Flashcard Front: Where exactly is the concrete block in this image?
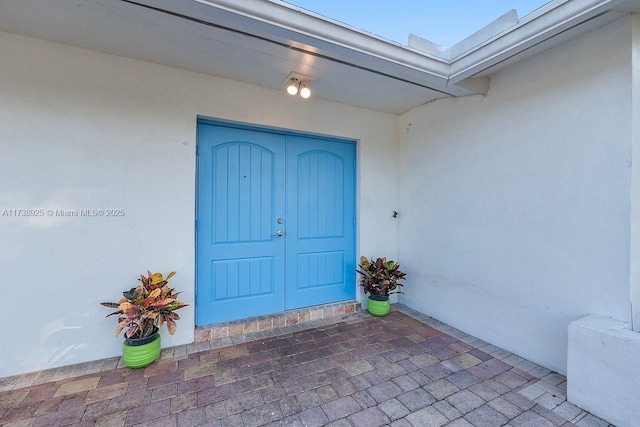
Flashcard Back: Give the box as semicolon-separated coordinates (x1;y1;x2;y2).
567;314;640;427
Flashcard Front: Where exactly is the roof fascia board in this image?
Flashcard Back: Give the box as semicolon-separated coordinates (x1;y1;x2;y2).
448;0;633;83
129;0;483;96
448;9;520;59
407;34;449;60
193;0;452;77
408;9;520;61
122;0;640;98
516;0;569;26
200;0;638;92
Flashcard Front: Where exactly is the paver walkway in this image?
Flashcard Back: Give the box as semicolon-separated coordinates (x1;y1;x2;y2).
0;306;612;427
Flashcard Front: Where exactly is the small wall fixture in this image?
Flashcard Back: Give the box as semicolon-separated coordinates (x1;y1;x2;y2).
284;72;317;99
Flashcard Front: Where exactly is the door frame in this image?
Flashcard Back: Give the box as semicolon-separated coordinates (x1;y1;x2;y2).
195;117;359;326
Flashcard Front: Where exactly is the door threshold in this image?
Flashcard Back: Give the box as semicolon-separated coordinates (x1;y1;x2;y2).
194;300;361;343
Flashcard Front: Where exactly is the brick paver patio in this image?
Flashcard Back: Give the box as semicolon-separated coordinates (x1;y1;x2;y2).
0;305;612;426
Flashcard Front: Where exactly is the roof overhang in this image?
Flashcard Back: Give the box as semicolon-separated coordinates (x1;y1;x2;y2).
0;0;639;113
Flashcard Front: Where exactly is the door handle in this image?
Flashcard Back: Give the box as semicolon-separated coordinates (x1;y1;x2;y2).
272;230;284;237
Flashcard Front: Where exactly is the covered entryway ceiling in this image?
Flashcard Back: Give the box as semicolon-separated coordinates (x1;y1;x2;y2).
0;0;638;114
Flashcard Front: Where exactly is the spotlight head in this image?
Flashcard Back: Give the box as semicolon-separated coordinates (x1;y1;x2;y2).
286;80;299;95
300;85;311;99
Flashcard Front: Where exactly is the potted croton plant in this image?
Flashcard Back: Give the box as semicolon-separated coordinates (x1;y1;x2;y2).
357;256;406;316
101;271;187;368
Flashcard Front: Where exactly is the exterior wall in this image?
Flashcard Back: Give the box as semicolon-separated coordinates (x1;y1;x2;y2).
630;13;640;332
0;31;398;377
398;18;632;373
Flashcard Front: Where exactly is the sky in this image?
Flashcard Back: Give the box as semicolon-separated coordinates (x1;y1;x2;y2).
286;0;550;47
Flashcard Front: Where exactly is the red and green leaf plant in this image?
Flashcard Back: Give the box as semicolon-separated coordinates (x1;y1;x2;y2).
356;256;406;297
101;271;188;339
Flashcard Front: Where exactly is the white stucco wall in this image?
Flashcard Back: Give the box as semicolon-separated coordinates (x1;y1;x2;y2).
0;31;398;378
398;18;632;373
630;13;640;332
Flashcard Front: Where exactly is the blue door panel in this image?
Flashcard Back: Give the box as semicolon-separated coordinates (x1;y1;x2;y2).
296;251;345;288
211;143;275;243
297;151;345;239
197;124;285;325
212;257;274;299
285;136;356;309
197;122;356;324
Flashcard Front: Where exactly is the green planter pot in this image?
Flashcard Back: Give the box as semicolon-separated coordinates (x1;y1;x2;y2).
122;333;161;368
367;295;390;316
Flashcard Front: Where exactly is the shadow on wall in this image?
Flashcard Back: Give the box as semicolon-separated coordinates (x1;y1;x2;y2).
40;311;98;369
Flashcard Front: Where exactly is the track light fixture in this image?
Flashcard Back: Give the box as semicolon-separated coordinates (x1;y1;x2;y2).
284;72;317;99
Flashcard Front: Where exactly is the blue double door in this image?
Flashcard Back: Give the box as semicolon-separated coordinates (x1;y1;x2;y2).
196;121;356;325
